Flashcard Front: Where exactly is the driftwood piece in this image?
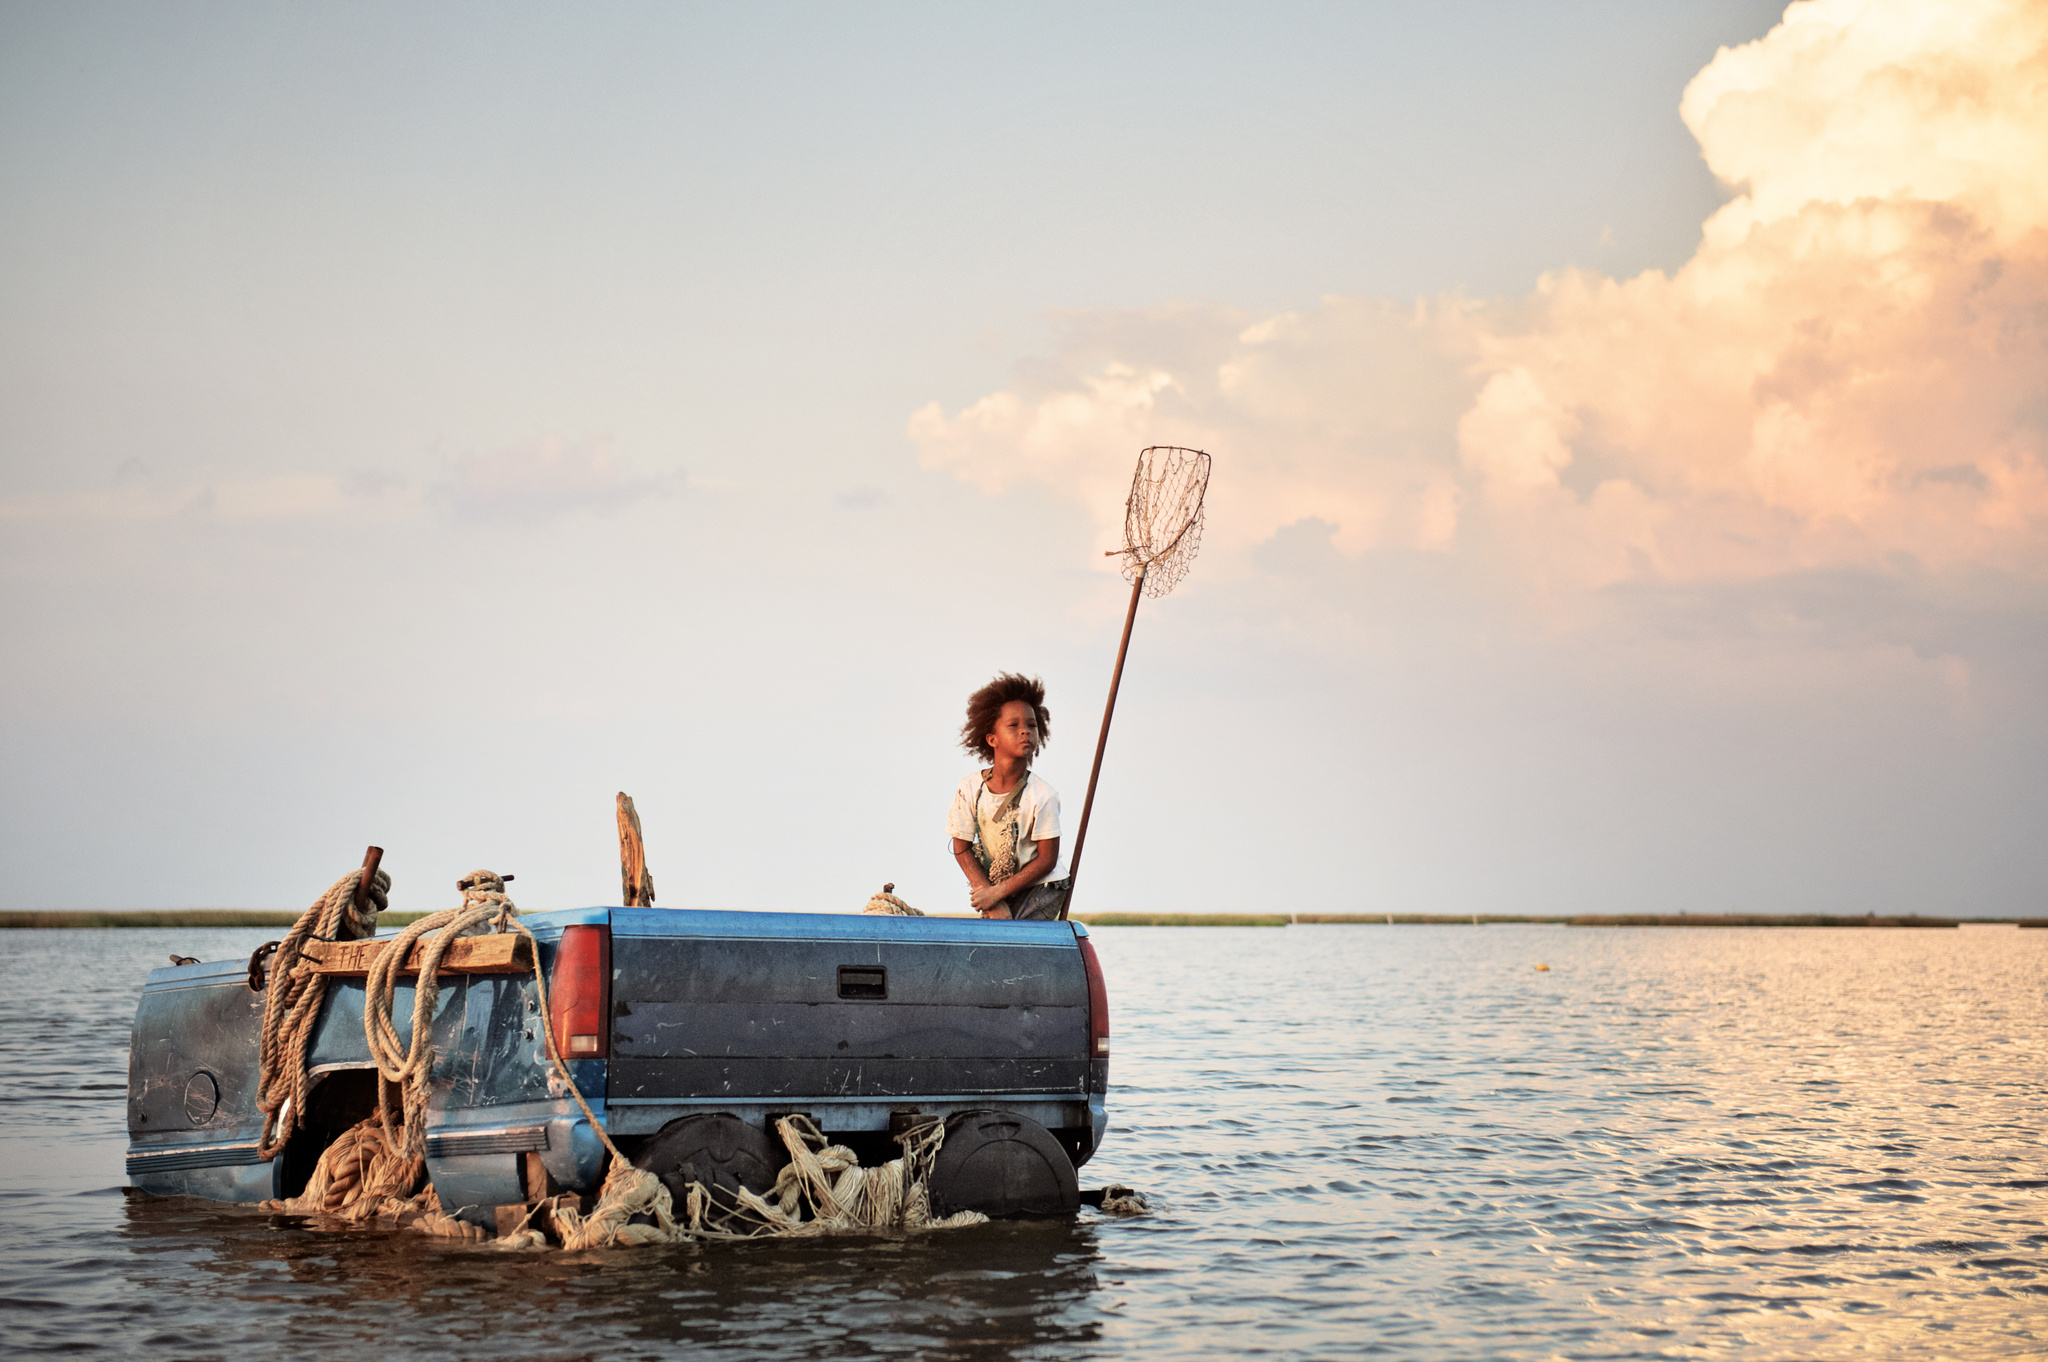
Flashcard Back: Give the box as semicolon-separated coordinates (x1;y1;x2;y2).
300;933;533;977
617;792;656;908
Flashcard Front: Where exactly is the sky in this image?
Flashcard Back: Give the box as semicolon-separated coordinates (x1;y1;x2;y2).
3;0;2043;919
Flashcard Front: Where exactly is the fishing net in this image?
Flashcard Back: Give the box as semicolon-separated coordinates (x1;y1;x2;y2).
1112;446;1211;598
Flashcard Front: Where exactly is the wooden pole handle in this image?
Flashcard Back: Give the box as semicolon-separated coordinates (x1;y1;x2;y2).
1062;565;1146;918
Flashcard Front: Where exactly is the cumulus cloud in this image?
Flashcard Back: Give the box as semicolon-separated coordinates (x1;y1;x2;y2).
913;298;1486;559
910;0;2048;602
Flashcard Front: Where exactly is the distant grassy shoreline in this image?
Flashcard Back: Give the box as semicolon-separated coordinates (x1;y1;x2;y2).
1079;913;2013;928
3;909;2036;929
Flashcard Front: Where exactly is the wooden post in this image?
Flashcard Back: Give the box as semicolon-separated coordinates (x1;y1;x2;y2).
616;793;655;907
353;846;384;914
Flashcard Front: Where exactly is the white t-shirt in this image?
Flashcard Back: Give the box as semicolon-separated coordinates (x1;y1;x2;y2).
947;771;1064;878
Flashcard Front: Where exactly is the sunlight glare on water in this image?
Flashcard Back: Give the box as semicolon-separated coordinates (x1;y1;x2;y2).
1;923;2042;1358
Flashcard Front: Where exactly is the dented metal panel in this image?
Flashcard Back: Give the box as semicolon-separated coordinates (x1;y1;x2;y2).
126;960;276;1199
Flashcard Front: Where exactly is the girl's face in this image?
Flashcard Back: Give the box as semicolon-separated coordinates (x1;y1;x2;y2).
987;700;1040;763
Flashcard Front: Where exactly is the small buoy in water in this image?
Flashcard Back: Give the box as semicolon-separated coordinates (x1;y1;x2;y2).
1533;963;1551;972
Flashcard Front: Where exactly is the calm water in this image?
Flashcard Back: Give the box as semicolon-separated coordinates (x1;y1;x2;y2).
2;923;2043;1359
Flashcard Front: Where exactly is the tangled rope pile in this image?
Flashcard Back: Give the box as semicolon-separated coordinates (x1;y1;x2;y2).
862;882;923;916
1098;1186;1149;1215
532;1114;984;1250
697;1115;986;1238
257;865;519;1238
260;1112;490;1241
279;1115;407;1217
253;865;388;1160
364;869;518;1179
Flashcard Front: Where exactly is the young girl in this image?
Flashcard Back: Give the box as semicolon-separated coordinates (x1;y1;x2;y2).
947;673;1069;920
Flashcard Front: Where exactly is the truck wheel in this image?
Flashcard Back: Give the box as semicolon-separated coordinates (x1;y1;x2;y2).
927;1111;1080;1218
634;1114;786;1217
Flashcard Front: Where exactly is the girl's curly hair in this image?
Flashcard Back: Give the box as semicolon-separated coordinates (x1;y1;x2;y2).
960;673;1051;762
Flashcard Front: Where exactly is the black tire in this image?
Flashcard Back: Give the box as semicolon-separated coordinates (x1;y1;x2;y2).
633;1114;787;1215
928;1110;1080;1218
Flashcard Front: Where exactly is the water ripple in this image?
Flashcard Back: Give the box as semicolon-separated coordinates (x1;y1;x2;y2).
1;924;2043;1358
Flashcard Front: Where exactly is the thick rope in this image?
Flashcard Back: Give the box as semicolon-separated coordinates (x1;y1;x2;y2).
1098;1185;1150;1215
254;866;388;1160
863;882;923;916
256;868;526;1240
362;869;515;1187
259;1118;490;1241
280;1116;408;1218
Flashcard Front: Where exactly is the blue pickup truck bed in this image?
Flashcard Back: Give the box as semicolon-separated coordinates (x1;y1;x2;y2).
126;908;1110;1222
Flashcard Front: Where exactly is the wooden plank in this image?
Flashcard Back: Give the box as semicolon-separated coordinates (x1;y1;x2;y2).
301;932;533;977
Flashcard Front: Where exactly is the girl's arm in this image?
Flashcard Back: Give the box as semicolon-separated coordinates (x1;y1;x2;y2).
961;837;1060;916
952;838;992;902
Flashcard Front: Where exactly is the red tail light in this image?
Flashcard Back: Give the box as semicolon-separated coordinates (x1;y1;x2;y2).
1077;931;1110;1058
551;925;610;1059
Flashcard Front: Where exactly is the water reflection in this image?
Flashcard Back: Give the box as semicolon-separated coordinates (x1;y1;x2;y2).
115;1190;1107;1359
612;1220;1104;1357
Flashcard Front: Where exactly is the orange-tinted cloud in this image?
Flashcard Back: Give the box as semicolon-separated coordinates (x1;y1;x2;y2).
912;0;2048;597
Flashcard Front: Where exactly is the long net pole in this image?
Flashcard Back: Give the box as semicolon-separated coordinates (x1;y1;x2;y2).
1059;564;1146;918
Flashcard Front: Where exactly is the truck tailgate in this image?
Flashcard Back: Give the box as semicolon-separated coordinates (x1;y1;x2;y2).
609;910;1090;1109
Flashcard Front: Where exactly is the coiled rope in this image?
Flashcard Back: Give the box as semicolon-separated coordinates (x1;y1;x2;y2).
262;866;711;1246
363;869;517;1186
254;866;387;1160
256;863;501;1237
862;882;923;916
266;1112;485;1236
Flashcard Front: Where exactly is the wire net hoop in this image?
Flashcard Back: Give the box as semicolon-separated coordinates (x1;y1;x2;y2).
1115;446;1211;598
